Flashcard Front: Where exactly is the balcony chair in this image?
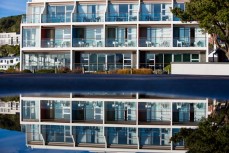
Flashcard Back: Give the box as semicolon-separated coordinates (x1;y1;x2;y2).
177;40;183;47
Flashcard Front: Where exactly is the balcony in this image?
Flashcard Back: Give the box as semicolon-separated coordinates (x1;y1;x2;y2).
73;13;104;22
72;101;103;124
72;38;104;47
41;39;71;48
140;13;171;21
106;13;137;22
41;14;71;23
139;38;171;47
106;38;136;47
22;14;40;23
173;37;207;47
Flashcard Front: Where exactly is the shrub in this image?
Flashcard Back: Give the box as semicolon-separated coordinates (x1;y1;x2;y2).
22;69;32;73
164;65;171;74
72;67;83;74
57;67;71;73
116;69;131;74
5;67;17;73
36;69;55;74
153;69;163;74
132;68;153;74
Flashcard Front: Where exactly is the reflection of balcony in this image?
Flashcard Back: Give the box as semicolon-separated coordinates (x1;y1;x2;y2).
139;38;171;47
138;103;171;125
105;102;136;125
172;103;206;125
73;13;104;22
27;132;43;145
106;127;138;149
140;13;171;21
105;109;136;125
106;13;137;22
41;39;71;48
72;102;103;124
106;38;136;47
173;37;206;47
139;128;171;150
72;38;104;47
41;14;71;23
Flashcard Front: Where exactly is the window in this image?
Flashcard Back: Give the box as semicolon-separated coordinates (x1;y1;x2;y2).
191;54;199;62
10;60;13;63
183;54;190;62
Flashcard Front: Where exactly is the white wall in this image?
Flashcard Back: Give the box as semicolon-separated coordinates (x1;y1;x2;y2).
171;63;229;75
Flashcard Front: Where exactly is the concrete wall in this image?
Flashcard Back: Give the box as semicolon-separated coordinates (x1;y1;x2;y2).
171;63;229;75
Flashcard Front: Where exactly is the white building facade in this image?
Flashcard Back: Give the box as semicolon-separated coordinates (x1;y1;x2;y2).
0;32;20;46
20;0;208;72
0;101;20;114
0;56;20;70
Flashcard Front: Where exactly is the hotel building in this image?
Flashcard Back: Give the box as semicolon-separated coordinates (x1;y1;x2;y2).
20;93;208;152
20;0;208;72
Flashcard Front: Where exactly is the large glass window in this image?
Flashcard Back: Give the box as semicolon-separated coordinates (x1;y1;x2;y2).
44;5;74;23
22;27;39;47
80;53;132;72
23;53;70;71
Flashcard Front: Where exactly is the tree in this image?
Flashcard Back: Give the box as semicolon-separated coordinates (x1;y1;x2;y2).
0;45;20;57
171;102;229;153
171;0;229;59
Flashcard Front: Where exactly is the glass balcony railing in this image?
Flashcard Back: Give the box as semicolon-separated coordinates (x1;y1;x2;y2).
22;14;40;23
106;38;137;47
75;63;133;72
173;37;206;47
140;13;171;21
41;39;71;48
72;38;104;47
106;13;138;22
41;14;71;23
72;13;104;22
139;38;171;47
22;40;37;48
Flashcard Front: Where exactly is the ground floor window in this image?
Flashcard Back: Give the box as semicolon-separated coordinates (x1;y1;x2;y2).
140;53;200;70
78;53;132;72
23;53;70;71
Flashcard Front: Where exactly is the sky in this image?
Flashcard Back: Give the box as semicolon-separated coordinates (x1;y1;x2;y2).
0;129;90;153
0;0;27;18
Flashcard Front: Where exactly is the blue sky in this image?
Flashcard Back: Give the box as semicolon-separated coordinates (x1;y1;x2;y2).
0;0;27;18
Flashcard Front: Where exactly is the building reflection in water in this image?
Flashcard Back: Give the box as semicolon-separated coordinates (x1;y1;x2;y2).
20;92;208;152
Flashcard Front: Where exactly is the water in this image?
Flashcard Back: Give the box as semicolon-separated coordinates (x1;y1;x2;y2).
0;73;229;152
